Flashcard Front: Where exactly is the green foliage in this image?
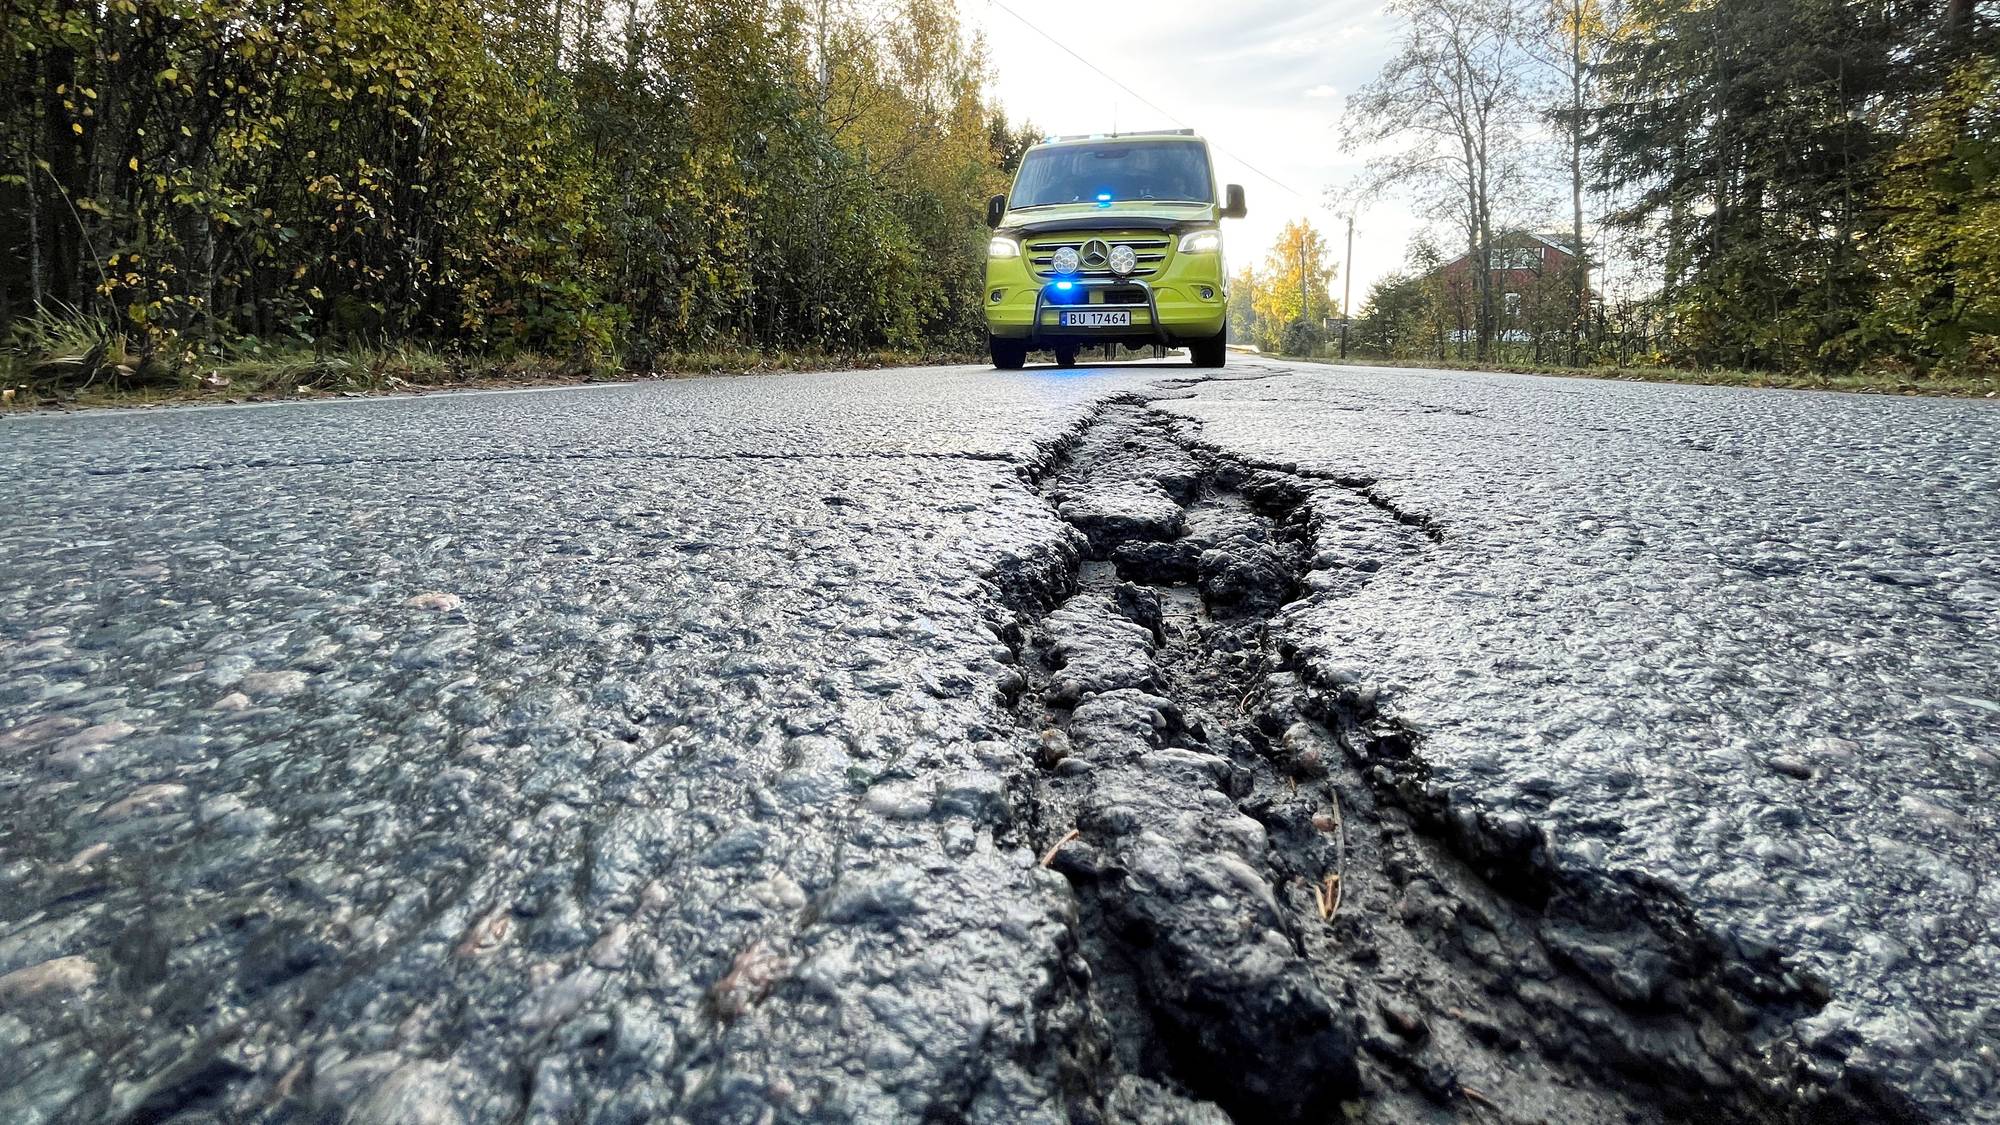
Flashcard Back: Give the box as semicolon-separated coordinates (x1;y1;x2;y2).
1353;272;1435;358
1844;57;2000;373
0;0;1015;383
1278;319;1325;358
1596;0;1995;376
1225;266;1258;347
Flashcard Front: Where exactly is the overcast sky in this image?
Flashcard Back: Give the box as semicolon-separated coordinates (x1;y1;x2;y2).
972;0;1426;305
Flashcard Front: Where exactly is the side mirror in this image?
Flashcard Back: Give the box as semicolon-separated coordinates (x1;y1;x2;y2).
1221;184;1247;219
986;194;1007;229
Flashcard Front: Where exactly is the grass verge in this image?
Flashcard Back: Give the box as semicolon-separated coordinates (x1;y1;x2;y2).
1270;352;1999;399
0;324;985;412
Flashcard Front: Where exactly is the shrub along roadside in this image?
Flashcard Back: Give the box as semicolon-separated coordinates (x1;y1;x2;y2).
1;1;1031;382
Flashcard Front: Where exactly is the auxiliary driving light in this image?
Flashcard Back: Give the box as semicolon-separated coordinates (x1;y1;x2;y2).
1109;244;1138;277
1052;246;1081;275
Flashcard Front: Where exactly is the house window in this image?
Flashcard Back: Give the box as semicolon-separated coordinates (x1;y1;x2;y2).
1488;248;1538;270
1503;292;1522;317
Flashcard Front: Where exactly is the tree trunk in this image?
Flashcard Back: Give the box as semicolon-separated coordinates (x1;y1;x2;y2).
23;143;45;310
1944;0;1973;46
1567;0;1586;367
1463;158;1480;362
1474;101;1494;363
1477;196;1494;362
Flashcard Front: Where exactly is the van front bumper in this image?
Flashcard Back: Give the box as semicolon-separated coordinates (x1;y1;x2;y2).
984;278;1227;345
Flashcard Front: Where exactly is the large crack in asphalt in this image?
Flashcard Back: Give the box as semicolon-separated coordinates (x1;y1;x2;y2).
989;393;1920;1124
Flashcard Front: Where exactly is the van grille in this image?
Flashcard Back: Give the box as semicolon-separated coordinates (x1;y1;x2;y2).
1025;234;1172;280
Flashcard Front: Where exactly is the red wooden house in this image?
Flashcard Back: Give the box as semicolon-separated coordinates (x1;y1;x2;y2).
1432;232;1593;341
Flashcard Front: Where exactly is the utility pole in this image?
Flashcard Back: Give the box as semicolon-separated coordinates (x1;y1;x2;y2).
1339;211;1354;359
1298;236;1308;353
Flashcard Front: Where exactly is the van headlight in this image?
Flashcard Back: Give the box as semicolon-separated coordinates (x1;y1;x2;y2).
1178;230;1221;254
988;236;1021;260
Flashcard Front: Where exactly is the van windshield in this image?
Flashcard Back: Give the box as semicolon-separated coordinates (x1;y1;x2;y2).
1009;140;1214;208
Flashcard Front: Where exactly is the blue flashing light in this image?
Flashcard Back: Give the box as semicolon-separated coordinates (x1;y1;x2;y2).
1055;280;1074;291
1096;192;1112;201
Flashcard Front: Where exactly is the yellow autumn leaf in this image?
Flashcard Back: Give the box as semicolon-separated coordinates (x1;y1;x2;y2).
72;122;83;135
128;157;139;172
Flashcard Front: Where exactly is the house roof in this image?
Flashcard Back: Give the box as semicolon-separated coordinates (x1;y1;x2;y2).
1524;232;1578;255
1428;231;1578;273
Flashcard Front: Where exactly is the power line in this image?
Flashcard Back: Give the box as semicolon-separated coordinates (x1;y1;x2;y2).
983;0;1309;201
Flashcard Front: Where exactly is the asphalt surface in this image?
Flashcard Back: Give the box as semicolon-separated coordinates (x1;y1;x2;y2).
1154;366;2000;1113
1;358;1994;1122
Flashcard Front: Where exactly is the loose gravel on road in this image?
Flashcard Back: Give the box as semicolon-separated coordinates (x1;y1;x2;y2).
1;360;1994;1123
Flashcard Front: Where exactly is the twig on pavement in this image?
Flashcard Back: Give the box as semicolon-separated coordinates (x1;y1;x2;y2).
1040;828;1080;868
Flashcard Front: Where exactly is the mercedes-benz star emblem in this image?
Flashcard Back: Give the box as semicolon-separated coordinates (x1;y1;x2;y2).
1081;240;1111;269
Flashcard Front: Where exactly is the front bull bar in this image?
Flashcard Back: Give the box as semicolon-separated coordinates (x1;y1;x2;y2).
1029;277;1169;347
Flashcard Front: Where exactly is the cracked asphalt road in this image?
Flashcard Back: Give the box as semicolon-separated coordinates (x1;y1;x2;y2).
1;359;1995;1122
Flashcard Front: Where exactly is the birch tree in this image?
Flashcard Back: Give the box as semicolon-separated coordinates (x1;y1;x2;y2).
1348;0;1539;362
1531;0;1619;365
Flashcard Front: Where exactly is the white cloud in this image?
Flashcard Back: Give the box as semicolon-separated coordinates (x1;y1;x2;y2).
1305;85;1340;99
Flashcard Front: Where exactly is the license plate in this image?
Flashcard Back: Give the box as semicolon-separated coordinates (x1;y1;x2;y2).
1059;310;1131;328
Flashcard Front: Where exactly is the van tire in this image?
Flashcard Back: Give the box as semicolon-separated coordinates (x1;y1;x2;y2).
1055;345;1079;368
1189;329;1227;368
991;337;1027;370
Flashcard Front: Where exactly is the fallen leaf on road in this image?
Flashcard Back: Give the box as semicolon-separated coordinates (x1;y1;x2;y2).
239;670;307;698
456;906;511;958
710;940;790;1020
0;956;97;1004
97;782;192;823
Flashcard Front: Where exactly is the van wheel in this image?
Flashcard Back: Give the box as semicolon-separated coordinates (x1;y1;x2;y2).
1055;346;1079;368
991;336;1027;370
1189;329;1227;368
